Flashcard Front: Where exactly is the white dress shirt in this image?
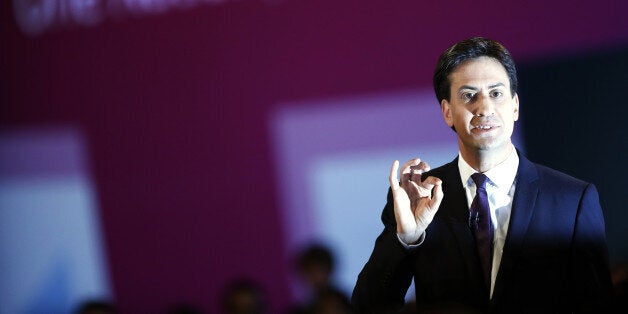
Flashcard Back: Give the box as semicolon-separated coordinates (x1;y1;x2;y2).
457;145;519;297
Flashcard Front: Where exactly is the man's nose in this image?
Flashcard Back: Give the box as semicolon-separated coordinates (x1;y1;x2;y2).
474;94;495;117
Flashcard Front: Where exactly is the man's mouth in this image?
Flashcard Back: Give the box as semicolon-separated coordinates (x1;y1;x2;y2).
471;123;500;132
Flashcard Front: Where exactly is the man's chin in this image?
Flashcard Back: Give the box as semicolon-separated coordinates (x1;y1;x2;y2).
468;138;502;151
475;138;514;153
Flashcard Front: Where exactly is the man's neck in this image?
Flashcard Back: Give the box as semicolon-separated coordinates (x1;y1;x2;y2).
460;143;514;173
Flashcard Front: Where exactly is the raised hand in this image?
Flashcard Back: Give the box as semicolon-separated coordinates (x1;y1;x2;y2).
389;158;444;244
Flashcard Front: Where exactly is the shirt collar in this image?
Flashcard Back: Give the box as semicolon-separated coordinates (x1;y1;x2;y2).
457;144;519;191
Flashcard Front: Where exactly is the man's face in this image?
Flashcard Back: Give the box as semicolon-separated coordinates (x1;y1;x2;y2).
441;56;519;156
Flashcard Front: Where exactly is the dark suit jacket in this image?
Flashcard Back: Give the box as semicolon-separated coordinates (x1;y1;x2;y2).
352;153;612;313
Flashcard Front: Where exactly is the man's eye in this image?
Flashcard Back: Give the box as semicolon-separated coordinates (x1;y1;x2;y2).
462;92;476;101
490;90;503;98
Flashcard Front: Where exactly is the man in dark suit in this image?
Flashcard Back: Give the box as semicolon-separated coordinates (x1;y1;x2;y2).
352;37;612;312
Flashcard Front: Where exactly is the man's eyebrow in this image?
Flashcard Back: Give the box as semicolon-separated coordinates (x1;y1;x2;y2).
458;83;506;91
458;85;479;91
488;83;506;89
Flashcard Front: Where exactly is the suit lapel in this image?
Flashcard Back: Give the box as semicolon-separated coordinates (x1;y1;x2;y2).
491;153;540;302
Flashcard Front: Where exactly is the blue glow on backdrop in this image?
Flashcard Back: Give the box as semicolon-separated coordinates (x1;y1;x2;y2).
0;128;112;313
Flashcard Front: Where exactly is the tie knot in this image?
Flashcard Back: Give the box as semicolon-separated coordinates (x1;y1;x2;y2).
471;173;489;189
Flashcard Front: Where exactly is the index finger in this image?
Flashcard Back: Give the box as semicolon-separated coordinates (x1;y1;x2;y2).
421;176;442;187
416;176;442;197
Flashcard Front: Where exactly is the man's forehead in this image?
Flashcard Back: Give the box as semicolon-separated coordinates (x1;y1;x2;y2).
449;57;510;88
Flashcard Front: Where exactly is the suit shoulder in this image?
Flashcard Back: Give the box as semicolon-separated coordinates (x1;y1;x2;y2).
532;162;592;191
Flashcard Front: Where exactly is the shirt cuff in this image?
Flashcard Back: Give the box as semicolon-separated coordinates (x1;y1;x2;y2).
396;231;426;249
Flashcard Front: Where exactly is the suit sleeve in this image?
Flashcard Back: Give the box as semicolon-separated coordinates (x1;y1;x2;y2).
570;183;613;311
351;188;414;313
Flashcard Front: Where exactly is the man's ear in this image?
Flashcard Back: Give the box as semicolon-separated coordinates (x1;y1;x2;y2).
441;99;453;127
513;93;520;121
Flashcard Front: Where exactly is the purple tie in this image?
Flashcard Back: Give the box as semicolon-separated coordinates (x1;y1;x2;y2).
470;173;494;290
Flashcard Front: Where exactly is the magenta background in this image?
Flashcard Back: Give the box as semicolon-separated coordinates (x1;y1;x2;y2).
2;1;628;312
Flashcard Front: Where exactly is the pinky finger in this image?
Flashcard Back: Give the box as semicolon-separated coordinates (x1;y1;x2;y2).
389;160;400;190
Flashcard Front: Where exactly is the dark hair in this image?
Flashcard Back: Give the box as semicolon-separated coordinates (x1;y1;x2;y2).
75;300;116;314
297;244;334;273
433;37;518;104
221;278;269;314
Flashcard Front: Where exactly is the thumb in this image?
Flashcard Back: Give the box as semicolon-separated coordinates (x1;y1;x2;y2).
429;183;444;211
